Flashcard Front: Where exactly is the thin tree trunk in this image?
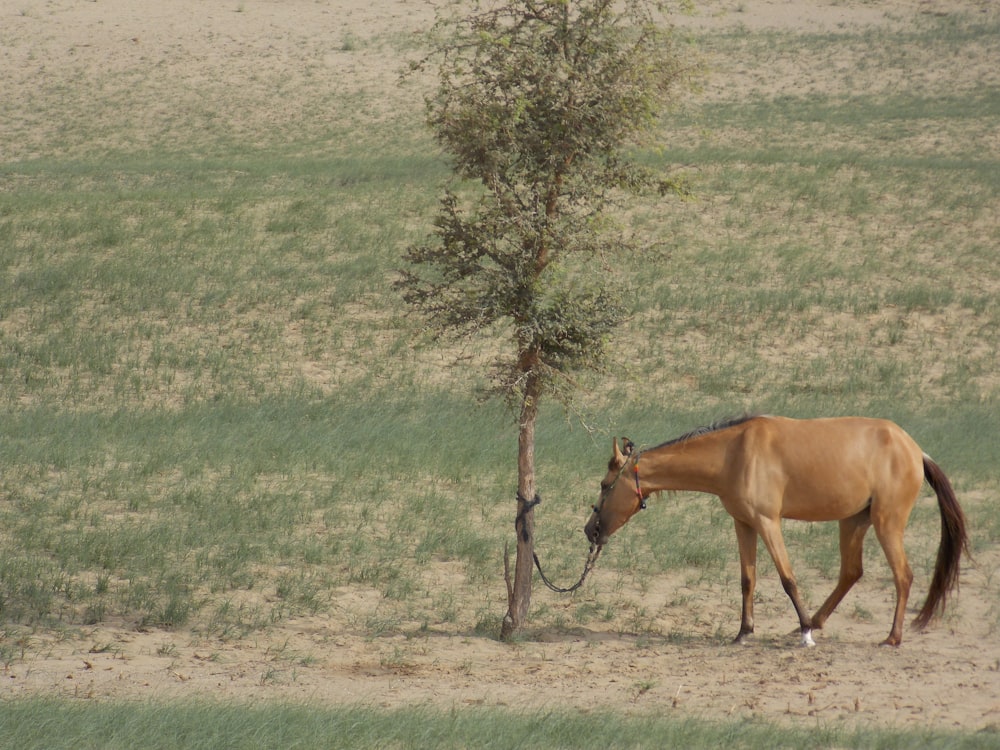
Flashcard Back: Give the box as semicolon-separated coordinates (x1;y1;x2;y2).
500;374;541;640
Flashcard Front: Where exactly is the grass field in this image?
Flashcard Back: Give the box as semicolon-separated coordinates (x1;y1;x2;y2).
1;0;998;746
2;699;999;750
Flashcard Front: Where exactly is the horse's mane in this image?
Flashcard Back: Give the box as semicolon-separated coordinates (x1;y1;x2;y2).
652;413;761;451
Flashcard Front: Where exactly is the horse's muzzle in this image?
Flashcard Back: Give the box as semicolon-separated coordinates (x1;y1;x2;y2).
584;513;605;546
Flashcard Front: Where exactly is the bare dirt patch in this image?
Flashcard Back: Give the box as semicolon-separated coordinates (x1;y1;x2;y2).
5;544;1000;730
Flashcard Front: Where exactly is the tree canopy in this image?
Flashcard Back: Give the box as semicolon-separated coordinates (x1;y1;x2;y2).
400;0;689;407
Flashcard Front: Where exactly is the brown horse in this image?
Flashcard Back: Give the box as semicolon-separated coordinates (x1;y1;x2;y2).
584;415;969;646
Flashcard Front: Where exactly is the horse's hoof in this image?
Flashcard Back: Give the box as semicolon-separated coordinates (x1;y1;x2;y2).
800;629;816;647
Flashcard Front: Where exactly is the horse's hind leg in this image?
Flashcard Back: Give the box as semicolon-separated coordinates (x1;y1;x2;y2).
811;508;871;631
873;517;914;646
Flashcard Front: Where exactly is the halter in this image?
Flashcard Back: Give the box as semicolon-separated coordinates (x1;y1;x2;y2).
634;456;647;510
592;443;647;517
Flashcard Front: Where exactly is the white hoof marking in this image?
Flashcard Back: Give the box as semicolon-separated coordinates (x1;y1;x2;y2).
801;629;816;647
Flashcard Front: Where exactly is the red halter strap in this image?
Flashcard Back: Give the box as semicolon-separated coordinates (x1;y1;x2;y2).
633;457;646;510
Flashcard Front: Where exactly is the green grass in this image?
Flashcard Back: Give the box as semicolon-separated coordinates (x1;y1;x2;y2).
1;4;998;743
1;700;997;750
0;392;516;629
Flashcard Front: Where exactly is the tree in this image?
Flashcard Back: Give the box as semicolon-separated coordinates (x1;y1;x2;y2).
398;0;690;639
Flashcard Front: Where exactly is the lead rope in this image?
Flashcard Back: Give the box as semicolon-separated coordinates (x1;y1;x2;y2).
533;543;602;593
517;490;603;594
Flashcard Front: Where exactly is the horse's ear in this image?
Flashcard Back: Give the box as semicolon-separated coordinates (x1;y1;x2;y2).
612;437;625;465
622;438;635;456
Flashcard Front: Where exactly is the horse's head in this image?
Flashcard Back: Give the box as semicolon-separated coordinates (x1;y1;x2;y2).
584;437;644;547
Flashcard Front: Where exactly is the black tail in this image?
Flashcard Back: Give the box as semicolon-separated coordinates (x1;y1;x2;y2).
913;456;969;629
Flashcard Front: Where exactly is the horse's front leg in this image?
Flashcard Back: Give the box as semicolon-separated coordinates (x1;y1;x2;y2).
733;520;758;645
757;517;815;647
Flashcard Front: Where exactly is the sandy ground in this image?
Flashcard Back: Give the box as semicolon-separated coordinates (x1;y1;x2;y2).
3;0;999;734
4;553;1000;730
